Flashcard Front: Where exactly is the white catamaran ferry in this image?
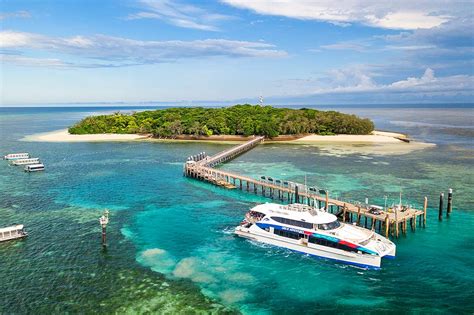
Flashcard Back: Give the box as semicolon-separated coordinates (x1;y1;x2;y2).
235;203;396;269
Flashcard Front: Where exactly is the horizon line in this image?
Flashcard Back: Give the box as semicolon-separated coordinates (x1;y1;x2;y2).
1;102;473;108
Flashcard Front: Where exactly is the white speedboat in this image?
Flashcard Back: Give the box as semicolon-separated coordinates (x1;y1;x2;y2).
235;203;396;269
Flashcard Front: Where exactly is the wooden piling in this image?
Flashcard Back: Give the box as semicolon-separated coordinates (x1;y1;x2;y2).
423;196;428;227
395;219;399;238
101;225;106;248
384;214;389;238
447;188;453;217
357;206;361;225
342;204;347;223
325;190;329;210
439;192;444;221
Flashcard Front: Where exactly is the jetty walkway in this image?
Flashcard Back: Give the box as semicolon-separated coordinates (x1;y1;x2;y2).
184;136;427;238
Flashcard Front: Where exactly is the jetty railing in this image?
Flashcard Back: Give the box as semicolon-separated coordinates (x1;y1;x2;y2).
200;136;264;167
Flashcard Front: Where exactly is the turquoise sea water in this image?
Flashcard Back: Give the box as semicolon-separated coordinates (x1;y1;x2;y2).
0;105;473;313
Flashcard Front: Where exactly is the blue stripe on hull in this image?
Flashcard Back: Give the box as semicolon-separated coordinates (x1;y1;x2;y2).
241;231;382;270
383;255;396;260
289;247;381;270
256;222;378;256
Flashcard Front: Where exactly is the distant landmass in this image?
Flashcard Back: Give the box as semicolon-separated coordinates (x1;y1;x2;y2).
68;104;374;137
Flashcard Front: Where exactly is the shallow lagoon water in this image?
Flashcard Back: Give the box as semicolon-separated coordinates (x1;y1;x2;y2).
0;105;473;313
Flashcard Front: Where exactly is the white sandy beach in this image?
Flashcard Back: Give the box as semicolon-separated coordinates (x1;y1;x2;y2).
21;128;434;156
22;129;149;142
23;129;408;143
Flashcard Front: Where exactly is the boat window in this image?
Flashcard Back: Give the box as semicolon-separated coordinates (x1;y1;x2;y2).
271;217;313;229
317;220;341;230
309;236;359;253
274;229;304;240
249;211;265;220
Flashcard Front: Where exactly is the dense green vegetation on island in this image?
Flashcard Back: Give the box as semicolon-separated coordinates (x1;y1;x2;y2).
68;105;374;137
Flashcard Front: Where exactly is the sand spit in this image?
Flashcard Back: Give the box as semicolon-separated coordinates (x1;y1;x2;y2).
291;131;407;144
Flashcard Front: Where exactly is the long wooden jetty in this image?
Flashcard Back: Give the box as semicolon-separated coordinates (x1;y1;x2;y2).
184;136;428;238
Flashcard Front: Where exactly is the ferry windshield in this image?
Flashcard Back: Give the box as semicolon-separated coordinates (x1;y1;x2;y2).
318;220;341;230
248;211;265;220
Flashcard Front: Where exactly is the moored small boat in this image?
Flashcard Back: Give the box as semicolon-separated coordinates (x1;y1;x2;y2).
0;224;28;242
24;163;45;172
3;153;30;160
11;158;40;166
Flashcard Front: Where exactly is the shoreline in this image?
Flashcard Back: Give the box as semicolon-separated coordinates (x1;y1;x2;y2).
22;129;412;144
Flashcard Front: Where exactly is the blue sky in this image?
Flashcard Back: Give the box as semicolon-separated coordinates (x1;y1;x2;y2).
1;0;473;105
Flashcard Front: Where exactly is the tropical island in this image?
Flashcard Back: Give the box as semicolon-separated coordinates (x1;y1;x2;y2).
68;104;374;138
23;104;431;155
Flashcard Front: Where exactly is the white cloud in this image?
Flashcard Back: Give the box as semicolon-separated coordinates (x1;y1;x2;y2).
221;0;463;30
269;67;473;104
318;40;437;52
0;55;70;68
0;30;287;68
383;45;437;51
0;10;31;20
312;68;474;95
320;42;369;52
127;0;233;31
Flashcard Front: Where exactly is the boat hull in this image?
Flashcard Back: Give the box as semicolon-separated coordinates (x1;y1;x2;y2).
0;234;28;242
235;227;382;269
